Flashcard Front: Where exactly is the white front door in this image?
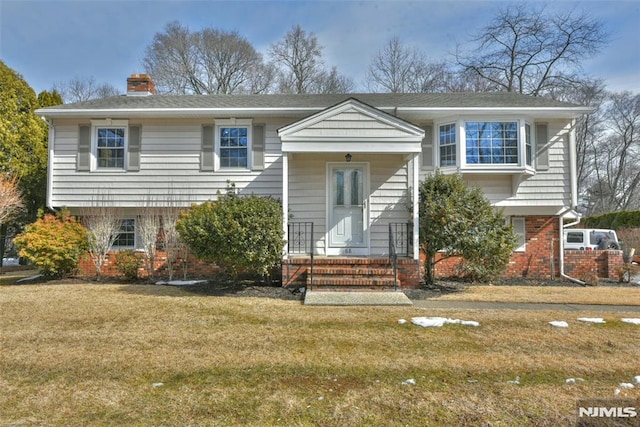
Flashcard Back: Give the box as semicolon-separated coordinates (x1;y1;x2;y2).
328;164;368;255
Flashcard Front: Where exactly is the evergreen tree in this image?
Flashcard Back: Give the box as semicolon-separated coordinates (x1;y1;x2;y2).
419;171;517;285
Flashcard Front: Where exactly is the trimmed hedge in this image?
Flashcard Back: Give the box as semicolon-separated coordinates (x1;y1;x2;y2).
582;210;640;230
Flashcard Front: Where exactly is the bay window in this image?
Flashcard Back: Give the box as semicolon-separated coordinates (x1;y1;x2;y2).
435;119;535;172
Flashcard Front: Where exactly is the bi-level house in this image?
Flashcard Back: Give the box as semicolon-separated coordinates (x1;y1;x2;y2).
36;74;596;288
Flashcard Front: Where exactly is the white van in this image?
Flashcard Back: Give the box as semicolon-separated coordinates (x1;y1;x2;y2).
563;228;621;250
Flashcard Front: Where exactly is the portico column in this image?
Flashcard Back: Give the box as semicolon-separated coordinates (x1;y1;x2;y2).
412;152;420;260
282;152;289;258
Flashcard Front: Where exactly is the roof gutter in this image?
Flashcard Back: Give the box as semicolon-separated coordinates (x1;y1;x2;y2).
34;106;594;120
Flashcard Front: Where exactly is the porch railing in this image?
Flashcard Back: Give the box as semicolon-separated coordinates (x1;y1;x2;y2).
288;222;314;288
389;222;412;291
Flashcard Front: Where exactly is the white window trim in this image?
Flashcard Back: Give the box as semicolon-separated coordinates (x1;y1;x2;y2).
434;118;536;174
112;218;136;249
512;217;526;252
91;119;129;172
214;118;253;172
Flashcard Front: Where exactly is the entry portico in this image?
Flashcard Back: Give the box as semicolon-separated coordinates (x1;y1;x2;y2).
278;98;424;261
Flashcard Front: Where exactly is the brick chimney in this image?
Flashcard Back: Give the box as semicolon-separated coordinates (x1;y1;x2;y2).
127;73;156;96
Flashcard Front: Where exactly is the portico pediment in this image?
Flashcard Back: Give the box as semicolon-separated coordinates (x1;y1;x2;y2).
278;98;424;153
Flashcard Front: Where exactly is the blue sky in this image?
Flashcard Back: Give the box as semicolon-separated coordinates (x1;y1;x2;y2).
1;0;638;95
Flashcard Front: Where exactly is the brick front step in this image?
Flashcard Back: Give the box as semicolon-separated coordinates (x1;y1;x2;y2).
308;277;397;287
311;267;393;277
282;257;421;289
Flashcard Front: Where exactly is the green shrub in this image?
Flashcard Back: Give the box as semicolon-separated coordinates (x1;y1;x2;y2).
114;250;139;281
13;210;88;279
177;191;285;280
419;170;518;285
582;210;640;230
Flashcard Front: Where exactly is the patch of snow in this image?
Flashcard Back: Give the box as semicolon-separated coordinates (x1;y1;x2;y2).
411;317;480;328
402;378;416;385
633;375;640;384
155;280;207;286
565;378;585;384
619;383;635;389
621;318;640;325
577;317;606;324
16;274;43;283
397;319;407;324
549;321;569;328
152;382;164;388
614;388;621;396
507;376;521;385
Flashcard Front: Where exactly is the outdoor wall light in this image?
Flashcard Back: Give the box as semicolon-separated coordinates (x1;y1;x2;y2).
345;153;352;162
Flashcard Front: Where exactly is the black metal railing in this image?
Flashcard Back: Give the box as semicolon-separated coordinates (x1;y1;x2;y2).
389;222;412;257
389;222;412;291
288;222;314;288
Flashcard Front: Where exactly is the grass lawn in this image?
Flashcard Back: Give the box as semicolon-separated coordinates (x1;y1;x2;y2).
1;283;639;426
433;285;640;306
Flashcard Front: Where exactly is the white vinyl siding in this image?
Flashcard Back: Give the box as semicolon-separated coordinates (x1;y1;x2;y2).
49;118;285;208
287;154;410;256
421;119;572;211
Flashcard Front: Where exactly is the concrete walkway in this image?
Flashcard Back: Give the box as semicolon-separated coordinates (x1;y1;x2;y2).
304;291;412;306
412;299;640;313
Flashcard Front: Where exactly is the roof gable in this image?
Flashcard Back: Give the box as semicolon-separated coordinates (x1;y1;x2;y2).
278;98;424;154
278;98;424;142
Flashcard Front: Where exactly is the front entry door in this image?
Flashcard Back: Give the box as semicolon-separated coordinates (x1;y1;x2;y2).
328;164;368;255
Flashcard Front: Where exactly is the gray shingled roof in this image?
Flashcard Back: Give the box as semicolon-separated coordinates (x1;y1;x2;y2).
38;92;583;112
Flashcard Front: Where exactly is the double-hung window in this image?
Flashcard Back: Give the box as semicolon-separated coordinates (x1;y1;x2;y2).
113;219;135;248
90;119;129;171
215;119;252;170
96;127;126;169
439;123;457;166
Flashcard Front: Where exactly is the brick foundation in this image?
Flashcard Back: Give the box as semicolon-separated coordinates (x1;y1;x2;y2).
78;250;221;280
423;215;623;282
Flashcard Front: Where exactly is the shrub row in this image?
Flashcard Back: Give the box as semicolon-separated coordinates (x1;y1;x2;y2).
582;210;640;230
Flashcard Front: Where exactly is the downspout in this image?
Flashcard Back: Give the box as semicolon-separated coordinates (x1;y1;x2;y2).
41;117;57;213
559;118;585;285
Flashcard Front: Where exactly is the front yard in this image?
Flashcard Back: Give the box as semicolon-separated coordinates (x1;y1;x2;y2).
1;283;639;426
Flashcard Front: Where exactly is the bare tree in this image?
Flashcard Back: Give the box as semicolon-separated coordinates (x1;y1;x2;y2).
82;194;121;281
584;91;640;214
143;21;272;95
161;191;186;281
316;66;354;94
366;37;461;93
366;37;422;93
54;76;119;103
457;5;608;96
269;25;351;94
0;175;23;226
138;205;162;281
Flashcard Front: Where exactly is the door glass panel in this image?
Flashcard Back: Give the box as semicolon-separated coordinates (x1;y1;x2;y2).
350;169;361;206
336;171;344;206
